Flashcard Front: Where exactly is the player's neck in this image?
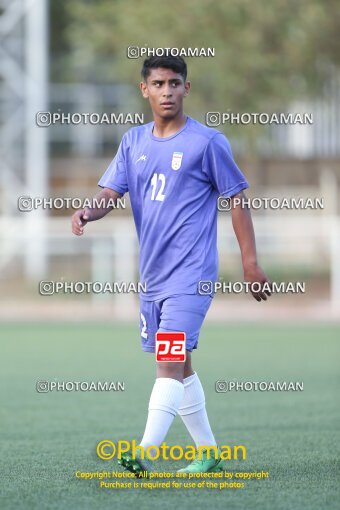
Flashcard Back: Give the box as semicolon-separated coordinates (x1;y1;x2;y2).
152;113;187;138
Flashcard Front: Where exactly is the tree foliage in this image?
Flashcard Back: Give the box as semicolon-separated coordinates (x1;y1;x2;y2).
49;0;340;143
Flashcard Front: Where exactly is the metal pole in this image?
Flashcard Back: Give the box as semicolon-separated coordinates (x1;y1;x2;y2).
24;0;49;278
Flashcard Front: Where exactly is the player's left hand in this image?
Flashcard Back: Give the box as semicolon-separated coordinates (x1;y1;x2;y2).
243;263;272;302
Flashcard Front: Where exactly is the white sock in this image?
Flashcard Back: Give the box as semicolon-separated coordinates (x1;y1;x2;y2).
139;378;184;457
178;372;217;448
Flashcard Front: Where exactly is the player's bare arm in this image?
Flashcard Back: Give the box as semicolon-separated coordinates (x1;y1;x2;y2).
231;191;271;302
71;187;121;236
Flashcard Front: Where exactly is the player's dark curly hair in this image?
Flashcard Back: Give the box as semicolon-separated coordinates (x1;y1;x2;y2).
141;55;187;81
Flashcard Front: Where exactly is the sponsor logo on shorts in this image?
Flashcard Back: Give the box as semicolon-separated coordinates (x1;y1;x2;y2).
155;332;186;362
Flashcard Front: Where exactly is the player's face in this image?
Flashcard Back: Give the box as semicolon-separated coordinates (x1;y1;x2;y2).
140;68;190;120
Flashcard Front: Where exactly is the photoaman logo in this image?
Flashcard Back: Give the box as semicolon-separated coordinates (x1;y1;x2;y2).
96;440;247;461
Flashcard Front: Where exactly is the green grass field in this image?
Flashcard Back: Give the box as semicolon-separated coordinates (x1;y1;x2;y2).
0;322;339;510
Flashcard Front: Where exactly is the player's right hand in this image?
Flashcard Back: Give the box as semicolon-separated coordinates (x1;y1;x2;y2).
72;208;90;236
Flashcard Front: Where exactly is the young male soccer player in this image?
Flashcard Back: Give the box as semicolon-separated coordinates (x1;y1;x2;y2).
71;55;271;475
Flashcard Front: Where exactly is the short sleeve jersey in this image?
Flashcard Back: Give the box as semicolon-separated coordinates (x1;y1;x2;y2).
98;116;249;300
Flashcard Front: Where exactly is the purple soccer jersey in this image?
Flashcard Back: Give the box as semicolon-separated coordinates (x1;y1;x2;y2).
98;116;249;300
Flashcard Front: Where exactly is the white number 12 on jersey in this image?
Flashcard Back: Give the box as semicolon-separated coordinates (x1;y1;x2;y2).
150;173;166;202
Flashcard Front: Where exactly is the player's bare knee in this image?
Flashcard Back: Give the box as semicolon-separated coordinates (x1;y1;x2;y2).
184;358;194;379
184;351;192;366
156;361;185;379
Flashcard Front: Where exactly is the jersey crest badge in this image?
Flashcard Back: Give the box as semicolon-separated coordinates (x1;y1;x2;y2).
171;152;183;170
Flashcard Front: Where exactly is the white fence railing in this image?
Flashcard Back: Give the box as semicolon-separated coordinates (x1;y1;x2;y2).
0;214;339;316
